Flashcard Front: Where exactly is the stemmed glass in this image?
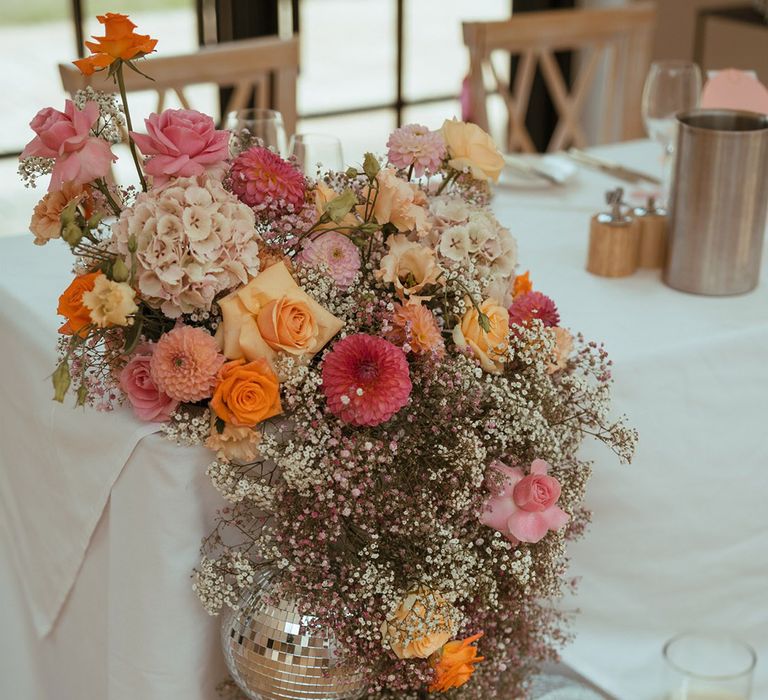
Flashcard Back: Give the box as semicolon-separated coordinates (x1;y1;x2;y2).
224;108;287;156
641;60;702;205
288;134;344;176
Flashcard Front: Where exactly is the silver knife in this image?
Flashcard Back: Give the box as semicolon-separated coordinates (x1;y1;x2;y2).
567;148;661;185
502;154;564;186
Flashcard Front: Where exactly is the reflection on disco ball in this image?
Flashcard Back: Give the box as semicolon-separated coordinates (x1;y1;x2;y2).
221;569;366;700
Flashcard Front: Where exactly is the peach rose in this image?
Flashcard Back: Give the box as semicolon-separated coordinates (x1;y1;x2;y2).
205;418;261;463
546;326;573;374
29;182;88;246
216;262;343;366
381;588;459;660
210;358;282;427
257;297;319;356
452;298;510;372
367;168;428;234
441;119;505;182
376;234;443;300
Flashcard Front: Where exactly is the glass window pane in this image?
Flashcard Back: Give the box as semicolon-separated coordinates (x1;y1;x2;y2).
299;0;397;115
403;0;510;102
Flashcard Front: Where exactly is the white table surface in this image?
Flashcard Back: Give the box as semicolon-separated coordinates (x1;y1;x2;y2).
1;139;766;700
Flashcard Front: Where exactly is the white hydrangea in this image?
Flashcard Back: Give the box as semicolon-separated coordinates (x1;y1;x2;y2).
112;175;261;317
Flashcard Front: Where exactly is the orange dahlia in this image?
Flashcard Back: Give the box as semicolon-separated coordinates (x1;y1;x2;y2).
428;632;484;693
387;303;445;358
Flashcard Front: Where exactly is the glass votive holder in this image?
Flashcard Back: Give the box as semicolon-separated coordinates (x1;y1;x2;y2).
663;632;756;699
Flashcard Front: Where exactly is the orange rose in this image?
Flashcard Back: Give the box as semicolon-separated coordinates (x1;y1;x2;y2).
452;298;510;373
73;13;158;76
57;272;100;337
211;358;282;427
257;297;319;356
428;632;484;693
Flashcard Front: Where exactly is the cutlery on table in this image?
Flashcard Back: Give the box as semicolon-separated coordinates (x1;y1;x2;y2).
566;148;661;185
502;154;564;186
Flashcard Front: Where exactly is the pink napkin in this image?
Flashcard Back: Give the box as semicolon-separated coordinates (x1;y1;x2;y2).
701;69;768;115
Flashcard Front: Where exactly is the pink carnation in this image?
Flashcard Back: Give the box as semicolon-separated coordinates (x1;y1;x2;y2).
386;124;446;177
321;334;412;427
21;100;115;192
150;325;225;402
299;232;361;288
119;343;178;422
508;291;560;328
480;459;569;545
131;109;230;186
229;146;306;211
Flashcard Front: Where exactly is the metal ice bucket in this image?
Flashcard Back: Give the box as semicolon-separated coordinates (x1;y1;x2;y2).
665;109;768;295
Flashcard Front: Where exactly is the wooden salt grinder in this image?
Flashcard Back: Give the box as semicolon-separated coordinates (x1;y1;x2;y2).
634;196;668;268
586;188;640;278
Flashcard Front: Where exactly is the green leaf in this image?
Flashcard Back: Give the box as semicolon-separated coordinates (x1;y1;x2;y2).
123;58;156;82
362;152;381;181
478;312;491;333
76;383;88;407
324;189;357;224
123;314;144;355
52;361;71;403
215;417;226;434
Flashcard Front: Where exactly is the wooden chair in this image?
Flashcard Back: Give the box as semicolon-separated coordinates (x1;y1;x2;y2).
59;35;299;137
463;2;657;153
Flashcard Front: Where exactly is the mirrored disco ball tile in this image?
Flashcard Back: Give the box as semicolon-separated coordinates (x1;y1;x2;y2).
221;570;366;700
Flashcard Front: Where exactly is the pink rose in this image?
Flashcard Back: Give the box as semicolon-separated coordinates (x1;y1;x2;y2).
479;459;569;544
22;100;115;192
119;343;179;422
131;109;230;185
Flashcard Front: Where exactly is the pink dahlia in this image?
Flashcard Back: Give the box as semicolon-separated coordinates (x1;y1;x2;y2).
321;334;412;427
150;325;225;402
229;146;306;211
386;124;446;177
299;232;361;288
508;291;560;328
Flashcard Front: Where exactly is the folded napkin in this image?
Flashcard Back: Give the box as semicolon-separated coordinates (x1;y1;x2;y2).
701;69;768;115
0;236;158;636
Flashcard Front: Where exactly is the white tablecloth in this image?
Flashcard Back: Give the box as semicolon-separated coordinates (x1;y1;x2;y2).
1;140;766;700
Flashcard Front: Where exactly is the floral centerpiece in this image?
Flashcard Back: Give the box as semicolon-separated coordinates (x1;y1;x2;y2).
19;14;636;700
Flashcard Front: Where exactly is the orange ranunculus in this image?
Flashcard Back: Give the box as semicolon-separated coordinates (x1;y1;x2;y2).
210;358;282;428
73;13;158;76
513;270;532;299
428;632;484;693
57;271;100;337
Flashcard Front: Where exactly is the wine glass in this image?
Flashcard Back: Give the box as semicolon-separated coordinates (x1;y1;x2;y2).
224;108;287;156
288;134;344;176
641;60;702;204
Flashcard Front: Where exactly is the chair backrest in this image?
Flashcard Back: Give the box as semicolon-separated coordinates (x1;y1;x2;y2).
463;2;656;153
59;35;299;137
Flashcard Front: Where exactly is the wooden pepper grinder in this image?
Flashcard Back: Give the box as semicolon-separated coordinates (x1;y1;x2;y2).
634;196;668;268
586;188;640;278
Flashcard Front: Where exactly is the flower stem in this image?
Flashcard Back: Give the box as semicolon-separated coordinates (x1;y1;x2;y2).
95;179;122;216
116;63;147;192
435;170;456;195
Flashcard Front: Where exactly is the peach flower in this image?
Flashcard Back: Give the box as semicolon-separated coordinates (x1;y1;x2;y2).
513;270;532;299
387;302;445;358
205;419;261;463
547;326;573;374
429;632;484;693
210;358;282;427
381;588;459;660
376;234;443;300
257;297;319;356
216;262;343;367
452;298;509;373
441;119;504;182
82;274;138;327
29;182;88;246
368;168;428;234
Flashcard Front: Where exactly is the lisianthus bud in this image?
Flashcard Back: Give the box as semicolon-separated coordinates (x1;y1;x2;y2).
111;258;130;282
62;222;84;246
52;361;71;402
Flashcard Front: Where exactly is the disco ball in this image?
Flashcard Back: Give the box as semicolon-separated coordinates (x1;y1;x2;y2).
221;569;366;700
